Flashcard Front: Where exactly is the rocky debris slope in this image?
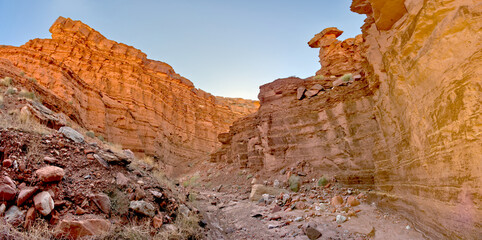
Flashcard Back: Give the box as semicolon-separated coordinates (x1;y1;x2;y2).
0;16;258;176
0;127;194;239
351;0;482;238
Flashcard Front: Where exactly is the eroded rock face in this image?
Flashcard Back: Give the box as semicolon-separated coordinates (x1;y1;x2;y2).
0;17;258;175
308;27;364;77
351;0;482;238
212;76;383;187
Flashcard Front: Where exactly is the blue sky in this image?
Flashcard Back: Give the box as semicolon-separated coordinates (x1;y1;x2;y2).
0;0;365;99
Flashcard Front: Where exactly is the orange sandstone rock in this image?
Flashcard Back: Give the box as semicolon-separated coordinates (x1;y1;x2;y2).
0;17;258;176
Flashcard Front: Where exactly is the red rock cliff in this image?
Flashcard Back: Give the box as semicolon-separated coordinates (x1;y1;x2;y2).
0;17;258;175
212;0;481;238
351;0;481;238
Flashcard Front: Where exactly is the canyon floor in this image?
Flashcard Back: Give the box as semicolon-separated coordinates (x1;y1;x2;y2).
178;162;428;240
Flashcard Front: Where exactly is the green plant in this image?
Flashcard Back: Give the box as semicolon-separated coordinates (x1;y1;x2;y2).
20;71;25;76
313;75;325;80
318;176;328;187
1;77;12;86
5;86;16;95
182;174;200;188
246;174;253;180
68;100;73;105
188;192;197;202
340;73;353;82
98;135;105;142
108;188;130;215
28;77;37;83
19;89;36;100
85;130;95;138
289;175;300;192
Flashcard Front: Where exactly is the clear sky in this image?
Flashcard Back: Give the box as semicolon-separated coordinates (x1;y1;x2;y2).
0;0;365;100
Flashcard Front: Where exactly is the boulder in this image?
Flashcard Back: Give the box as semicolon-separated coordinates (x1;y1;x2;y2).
59;126;84;143
36;165;65;182
34;191;54;216
303;223;322;240
2;159;12;168
91;194;111;214
347;196;360;207
24;207;37;229
129;200;155;217
116;172;129;186
331;195;344;206
304;89;320;98
249;184;286;201
55;217;111;239
296;86;306;100
17;186;39;206
0;176;16;201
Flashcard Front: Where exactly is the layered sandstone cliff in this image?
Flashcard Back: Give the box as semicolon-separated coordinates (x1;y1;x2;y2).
0;17;258;174
212;0;481;238
351;0;482;238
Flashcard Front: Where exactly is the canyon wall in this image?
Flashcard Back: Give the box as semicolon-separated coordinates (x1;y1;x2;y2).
212;0;481;238
351;0;481;238
0;17;258;174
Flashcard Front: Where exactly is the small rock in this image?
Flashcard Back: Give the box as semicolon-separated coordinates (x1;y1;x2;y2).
17;186;39;206
75;206;87;215
251;213;263;218
336;214;347;223
129;200;155;217
0;176;17;201
249;184;285;201
91;194;111;214
43;156;57;164
93;154;110;168
150;190;163;199
347;196;360;207
178;204;190;217
55;217;111;239
36;165;65;182
331;195;344;206
0;203;5;215
268;224;279;229
295;201;307;210
294;216;303;222
406;225;411;230
24;207;37;229
152;215;163;228
34;191;55;216
4;205;25;226
272;205;282;213
2;159;12;168
123;149;135;159
304;89;319;98
304;223;322;240
59;126;84;143
273;180;280;188
116;172;129;186
297;86;306;100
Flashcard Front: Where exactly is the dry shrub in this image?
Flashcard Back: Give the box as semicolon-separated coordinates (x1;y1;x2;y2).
107;142;123;154
0;109;51;134
1;76;12;86
156;214;204;240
